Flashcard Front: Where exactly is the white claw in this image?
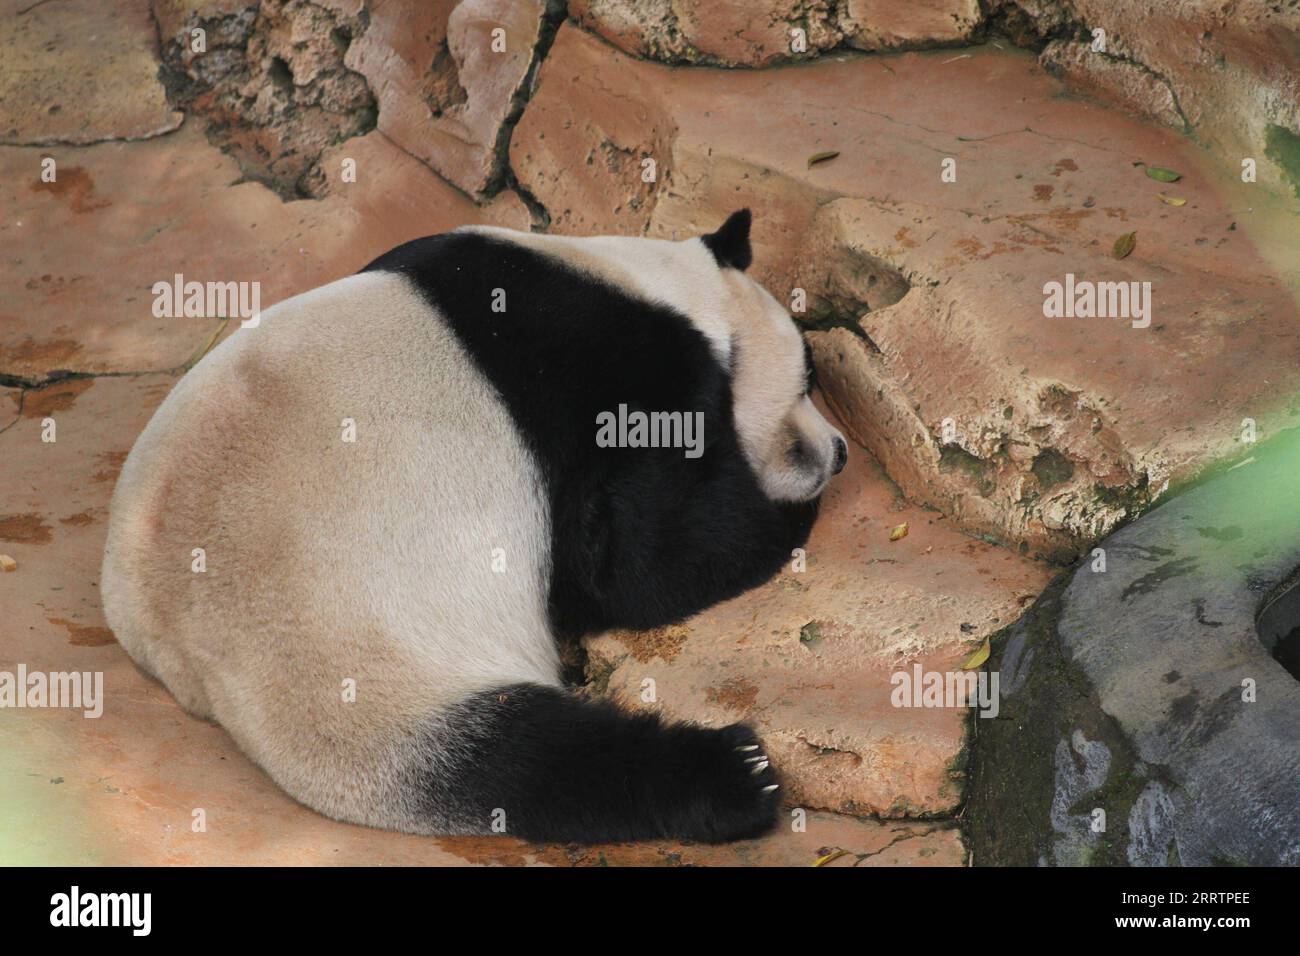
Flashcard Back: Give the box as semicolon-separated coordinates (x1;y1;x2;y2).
762;784;780;793
744;755;767;764
750;760;770;775
735;744;760;752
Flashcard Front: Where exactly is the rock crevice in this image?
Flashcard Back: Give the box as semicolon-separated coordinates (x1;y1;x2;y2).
154;0;378;199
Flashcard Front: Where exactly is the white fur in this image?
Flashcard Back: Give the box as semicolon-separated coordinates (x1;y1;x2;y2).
103;270;559;831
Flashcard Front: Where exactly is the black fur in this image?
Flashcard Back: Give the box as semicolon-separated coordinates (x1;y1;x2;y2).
363;231;817;639
426;684;781;844
700;208;753;271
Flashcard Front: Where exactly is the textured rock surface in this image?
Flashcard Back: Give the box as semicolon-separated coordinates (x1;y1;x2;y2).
567;0;1300;200
509;23;677;236
347;0;559;197
569;0;983;67
1034;0;1300;200
154;0;377;198
968;430;1300;866
514;25;1300;559
0;0;183;145
0;124;527;381
1039;40;1188;132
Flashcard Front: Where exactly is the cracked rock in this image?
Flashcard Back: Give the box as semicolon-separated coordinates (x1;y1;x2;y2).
569;0;983;67
155;0;378;199
346;0;561;197
998;0;1300;200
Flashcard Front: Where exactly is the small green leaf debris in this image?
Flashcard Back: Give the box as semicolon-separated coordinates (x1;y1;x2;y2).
1144;166;1182;182
961;637;991;670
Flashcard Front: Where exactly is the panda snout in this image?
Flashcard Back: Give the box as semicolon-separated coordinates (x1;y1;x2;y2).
831;436;848;475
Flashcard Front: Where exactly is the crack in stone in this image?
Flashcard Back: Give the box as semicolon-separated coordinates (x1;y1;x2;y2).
851;825;941;863
0;121;186;148
818;824;949;866
0;367;180;391
481;0;567;204
1086;47;1194;135
955;124;1132;157
16;0;61;15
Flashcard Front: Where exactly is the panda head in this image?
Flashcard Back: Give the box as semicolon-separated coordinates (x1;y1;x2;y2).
699;209;848;504
462;213;847;503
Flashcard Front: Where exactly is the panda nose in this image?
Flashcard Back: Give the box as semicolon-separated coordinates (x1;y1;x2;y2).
831;437;847;475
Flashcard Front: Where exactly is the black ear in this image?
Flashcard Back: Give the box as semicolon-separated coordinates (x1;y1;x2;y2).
701;209;752;271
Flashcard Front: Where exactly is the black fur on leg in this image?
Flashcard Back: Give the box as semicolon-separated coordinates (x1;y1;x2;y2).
425;683;781;844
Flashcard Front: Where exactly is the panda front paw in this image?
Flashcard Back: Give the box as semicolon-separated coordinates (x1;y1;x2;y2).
677;723;782;843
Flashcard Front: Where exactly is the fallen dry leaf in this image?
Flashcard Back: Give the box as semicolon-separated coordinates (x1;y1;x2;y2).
889;522;909;541
813;848;851;867
961;637;991;670
1157;194;1187;206
1112;231;1137;259
0;554;17;572
807;150;840;168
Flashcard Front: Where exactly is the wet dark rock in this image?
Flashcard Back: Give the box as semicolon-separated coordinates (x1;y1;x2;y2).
968;430;1300;866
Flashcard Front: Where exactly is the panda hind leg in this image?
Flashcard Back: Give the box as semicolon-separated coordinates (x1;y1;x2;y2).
418;683;781;844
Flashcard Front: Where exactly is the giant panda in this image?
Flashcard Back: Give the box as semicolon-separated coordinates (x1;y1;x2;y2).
101;209;848;844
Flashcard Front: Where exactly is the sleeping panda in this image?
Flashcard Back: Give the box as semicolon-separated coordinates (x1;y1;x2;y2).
101;209;848;844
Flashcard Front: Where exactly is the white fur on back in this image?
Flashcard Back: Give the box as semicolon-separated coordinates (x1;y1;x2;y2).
101;270;560;831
